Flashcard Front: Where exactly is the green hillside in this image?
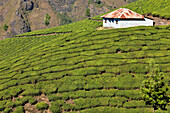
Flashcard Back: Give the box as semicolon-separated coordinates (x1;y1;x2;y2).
92;0;170;20
0;0;170;112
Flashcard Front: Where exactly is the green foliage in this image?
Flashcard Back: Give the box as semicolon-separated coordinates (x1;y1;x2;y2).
13;106;24;113
85;8;91;17
3;24;8;31
5;101;15;108
123;100;147;108
92;0;170;20
79;107;153;113
0;6;169;112
141;62;169;111
44;13;51;26
16;19;102;37
3;108;12;113
49;102;61;113
123;0;170;18
57;12;72;26
35;102;49;110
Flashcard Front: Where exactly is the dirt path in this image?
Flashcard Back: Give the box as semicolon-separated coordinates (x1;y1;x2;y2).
144;14;170;25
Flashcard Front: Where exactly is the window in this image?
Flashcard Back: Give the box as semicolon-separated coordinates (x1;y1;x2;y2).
116;20;118;24
105;19;107;23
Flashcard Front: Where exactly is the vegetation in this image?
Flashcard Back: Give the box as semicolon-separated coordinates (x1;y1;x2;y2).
0;22;169;112
141;62;169;112
44;13;51;26
13;106;24;113
92;0;170;20
3;24;8;31
49;102;61;113
57;13;72;26
16;19;101;37
85;8;91;17
35;102;49;110
0;0;169;112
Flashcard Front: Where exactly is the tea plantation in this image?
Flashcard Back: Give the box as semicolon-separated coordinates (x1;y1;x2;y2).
0;0;170;112
92;0;170;20
0;19;169;112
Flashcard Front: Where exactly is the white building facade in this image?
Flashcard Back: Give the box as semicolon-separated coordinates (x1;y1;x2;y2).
101;8;153;28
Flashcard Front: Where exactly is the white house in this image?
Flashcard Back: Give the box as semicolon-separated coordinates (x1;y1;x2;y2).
101;8;154;28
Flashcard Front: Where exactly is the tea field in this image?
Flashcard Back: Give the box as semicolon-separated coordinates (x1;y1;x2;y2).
92;0;170;20
0;0;170;112
0;20;169;112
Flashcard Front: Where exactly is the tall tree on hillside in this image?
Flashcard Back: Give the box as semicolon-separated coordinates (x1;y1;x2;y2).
44;13;51;26
85;8;91;17
3;24;8;31
141;62;169;112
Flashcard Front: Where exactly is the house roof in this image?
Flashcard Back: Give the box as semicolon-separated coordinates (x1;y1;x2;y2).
101;8;144;19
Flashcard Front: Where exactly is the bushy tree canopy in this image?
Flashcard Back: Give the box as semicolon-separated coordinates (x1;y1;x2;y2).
141;62;169;112
44;13;51;26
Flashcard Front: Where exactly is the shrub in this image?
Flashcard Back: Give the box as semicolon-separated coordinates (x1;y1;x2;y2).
123;100;147;108
141;62;169;111
21;89;41;96
49;102;61;113
14;97;29;106
62;103;75;111
3;108;12;113
13;106;24;113
44;13;51;26
48;94;61;101
5;101;15;108
3;24;8;31
28;97;37;105
35;102;49;110
85;8;91;17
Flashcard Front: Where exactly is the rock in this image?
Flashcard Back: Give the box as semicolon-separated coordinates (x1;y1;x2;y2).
0;0;9;6
48;0;76;12
10;18;31;36
23;1;34;11
0;15;4;22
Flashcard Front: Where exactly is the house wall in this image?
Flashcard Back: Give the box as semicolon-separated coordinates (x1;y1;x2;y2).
103;18;153;28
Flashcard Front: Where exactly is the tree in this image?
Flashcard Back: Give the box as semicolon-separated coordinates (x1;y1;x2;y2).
3;24;8;31
85;8;91;17
57;12;72;25
44;13;51;26
141;62;169;112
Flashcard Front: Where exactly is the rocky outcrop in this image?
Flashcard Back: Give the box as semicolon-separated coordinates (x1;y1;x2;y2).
23;1;34;11
10;18;31;36
48;0;76;12
0;15;4;22
8;1;32;36
20;0;35;11
0;0;9;6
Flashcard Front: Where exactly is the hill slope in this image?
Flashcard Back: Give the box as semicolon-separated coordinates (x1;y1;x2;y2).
0;0;170;112
0;20;170;112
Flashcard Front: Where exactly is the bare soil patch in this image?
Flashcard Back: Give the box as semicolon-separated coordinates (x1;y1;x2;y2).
23;94;52;113
96;26;114;30
144;14;170;26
